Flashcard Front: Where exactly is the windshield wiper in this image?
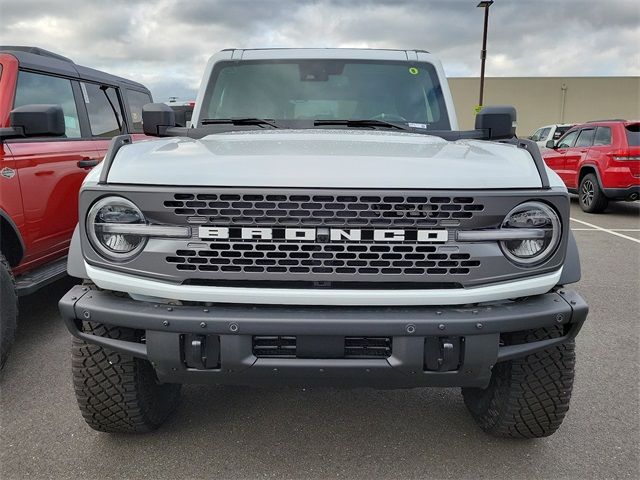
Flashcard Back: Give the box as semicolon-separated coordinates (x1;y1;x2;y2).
201;118;279;128
314;119;410;131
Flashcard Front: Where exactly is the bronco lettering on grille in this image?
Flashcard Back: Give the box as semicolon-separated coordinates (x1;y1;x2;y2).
198;227;449;243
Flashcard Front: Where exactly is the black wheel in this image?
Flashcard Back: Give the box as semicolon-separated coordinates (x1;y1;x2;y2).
462;326;576;439
0;253;18;369
72;322;181;433
579;173;608;213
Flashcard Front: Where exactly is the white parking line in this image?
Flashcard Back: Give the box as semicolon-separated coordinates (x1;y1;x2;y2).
570;218;640;244
571;228;640;232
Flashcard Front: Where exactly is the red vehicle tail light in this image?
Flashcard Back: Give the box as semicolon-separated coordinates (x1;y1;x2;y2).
609;150;640;161
612;155;640;161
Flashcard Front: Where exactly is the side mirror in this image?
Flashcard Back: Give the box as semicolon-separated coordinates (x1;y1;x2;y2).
142;103;175;136
0;104;65;140
545;139;556;149
475;105;517;140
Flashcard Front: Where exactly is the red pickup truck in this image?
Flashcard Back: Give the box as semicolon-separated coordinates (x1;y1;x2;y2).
542;120;640;212
0;46;152;366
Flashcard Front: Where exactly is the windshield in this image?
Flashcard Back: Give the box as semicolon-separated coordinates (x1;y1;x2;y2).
200;60;450;129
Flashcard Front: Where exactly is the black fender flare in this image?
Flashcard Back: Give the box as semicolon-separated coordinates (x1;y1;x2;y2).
559;230;581;285
0;208;26;266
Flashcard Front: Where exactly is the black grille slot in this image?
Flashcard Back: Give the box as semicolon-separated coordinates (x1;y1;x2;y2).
345;337;392;358
164;193;484;227
253;336;297;357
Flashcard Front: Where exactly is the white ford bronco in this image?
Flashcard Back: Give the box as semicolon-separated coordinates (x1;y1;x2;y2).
59;49;587;437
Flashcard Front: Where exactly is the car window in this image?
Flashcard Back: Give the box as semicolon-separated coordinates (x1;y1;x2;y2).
593;126;612;146
575;129;595;148
530;129;542;141
82;83;124;137
13;70;81;138
127;89;152;133
557;130;578;149
625;124;640;146
539;127;551;140
554;126;572;139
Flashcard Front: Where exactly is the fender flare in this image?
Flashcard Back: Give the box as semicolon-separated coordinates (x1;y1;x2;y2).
67;225;88;279
559;230;581;285
578;163;603;187
0;208;26;265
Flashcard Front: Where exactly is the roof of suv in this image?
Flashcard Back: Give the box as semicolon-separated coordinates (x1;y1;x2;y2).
221;48;431;61
583;119;639;125
0;45;148;91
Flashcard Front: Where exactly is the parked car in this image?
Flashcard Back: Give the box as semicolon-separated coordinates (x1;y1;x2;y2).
542;120;640;212
58;48;587;438
0;46;153;366
529;124;574;148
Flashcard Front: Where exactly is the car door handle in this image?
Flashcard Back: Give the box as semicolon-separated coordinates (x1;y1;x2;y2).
579;149;588;153
77;158;100;169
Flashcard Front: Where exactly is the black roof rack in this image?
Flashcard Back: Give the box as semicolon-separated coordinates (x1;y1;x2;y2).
586;119;627;123
0;45;74;63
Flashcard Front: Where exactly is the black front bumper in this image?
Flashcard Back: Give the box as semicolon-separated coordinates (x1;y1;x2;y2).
59;286;587;389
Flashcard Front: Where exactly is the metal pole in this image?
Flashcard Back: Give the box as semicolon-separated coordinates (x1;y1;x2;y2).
560;83;567;123
479;5;490;106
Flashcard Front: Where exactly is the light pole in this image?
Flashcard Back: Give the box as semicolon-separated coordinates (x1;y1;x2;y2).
477;0;493;107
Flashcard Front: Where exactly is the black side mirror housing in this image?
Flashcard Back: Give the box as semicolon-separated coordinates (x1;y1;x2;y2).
142;103;176;136
545;139;556;149
172;109;187;128
0;104;65;140
475;105;517;140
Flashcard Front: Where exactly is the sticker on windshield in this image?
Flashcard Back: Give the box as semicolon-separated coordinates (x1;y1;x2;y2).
408;123;428;129
409;67;419;75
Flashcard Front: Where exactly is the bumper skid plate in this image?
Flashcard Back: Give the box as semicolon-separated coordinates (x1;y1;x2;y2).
59;286;587;388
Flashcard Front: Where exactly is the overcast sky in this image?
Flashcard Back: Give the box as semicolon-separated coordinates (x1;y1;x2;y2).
1;0;638;101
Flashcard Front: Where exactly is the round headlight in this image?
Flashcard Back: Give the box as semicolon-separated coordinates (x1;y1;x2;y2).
500;201;561;266
87;197;146;260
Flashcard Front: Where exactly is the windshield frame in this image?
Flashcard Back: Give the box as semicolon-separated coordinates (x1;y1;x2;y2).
198;59;451;131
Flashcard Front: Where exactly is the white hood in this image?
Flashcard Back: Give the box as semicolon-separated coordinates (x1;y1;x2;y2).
105;129;544;189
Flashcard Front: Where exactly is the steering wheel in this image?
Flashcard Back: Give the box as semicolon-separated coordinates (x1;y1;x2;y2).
369;113;407;122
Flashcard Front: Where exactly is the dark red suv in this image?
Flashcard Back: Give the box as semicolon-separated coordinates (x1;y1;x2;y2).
0;46;152;366
542;120;640;213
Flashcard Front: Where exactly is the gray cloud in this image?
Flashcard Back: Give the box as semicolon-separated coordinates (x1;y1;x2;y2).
1;0;638;101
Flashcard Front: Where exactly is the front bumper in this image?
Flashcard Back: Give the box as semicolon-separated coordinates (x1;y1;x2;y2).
59;285;587;389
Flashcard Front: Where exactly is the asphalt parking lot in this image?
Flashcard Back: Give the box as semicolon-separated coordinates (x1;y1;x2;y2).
1;199;638;480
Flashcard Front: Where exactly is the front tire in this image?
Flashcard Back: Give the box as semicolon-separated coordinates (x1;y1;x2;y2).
462;326;576;439
72;322;181;433
579;173;608;213
0;253;18;369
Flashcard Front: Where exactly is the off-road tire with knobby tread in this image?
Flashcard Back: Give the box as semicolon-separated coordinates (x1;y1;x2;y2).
0;252;18;369
72;321;181;433
579;173;608;213
461;326;575;439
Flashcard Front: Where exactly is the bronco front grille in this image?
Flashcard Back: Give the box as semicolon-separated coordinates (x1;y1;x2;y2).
163;193;484;227
167;243;481;276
